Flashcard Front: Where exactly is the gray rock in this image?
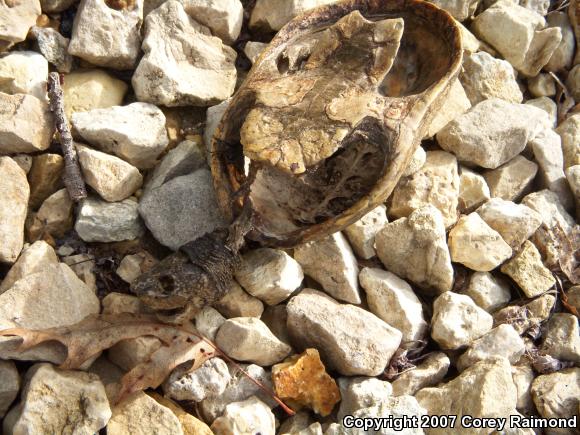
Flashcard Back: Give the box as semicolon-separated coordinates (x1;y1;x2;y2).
211;396;275;435
483;155;538;201
540;313;580;363
0;360;19;417
545;11;575;72
555;113;580;169
75;197;144;243
163;358;231;402
528;73;556;97
195;306;226;342
337;377;393;419
31;26;73;72
243;41;268;64
344;205;388;259
286;289;402;376
391;352;450;396
0;157;29;263
139;169;227;250
511;365;535;414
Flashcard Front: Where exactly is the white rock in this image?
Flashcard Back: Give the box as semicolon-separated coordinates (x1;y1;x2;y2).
437;98;549;169
30;26;73;73
203;99;230;159
460;51;523;104
500;240;556;298
530;129;574;209
545;11;575;72
457;324;526;371
431;292;493;349
211;396;275;435
4;363;110;435
463;271;511;312
391;352;450;396
235;248;303;305
68;0;143;69
525;96;557;126
250;0;337;31
426;79;471;137
77;144;143;202
0;158;29;264
459;167;491;213
27;188;74;240
527;73;556;97
294;232;360;304
390;151;460;228
181;0;243;44
0;360;19;417
0;93;54;154
286;289;402;376
337;377;393;419
511;365;535;414
72;102;169;169
472;0;562;76
163;358;231;401
0;0;40;49
0;51;48;99
531;368;580;423
116;253;151;284
75;197;144;242
415;358;517;435
555;113;580;169
375;206;453;295
0;241;58;294
359;268;427;343
483;155;538;201
448;212;512;272
107;391;182;435
215;317;292;366
540;313;580;363
133;0;237;106
215;280;264;318
244;41;268;64
195;306;226;342
457;21;481;52
519;0;550;15
427;0;479;21
344;205;388;259
402;146;427;177
476;198;542;249
139;169;227;250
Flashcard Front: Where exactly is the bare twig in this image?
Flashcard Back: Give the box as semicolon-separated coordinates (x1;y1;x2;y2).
47;72;87;202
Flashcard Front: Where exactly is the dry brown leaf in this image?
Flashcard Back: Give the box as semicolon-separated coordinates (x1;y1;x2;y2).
0;314;217;403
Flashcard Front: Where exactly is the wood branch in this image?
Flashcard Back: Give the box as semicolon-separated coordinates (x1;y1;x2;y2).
47;72;87;202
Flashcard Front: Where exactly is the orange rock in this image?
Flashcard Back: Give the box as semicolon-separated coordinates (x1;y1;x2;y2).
272;348;341;417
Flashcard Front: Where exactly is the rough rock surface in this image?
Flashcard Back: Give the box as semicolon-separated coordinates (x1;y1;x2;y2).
555;113;580;169
528;73;557;97
181;0;243;44
531;368;580;422
458;167;491;213
427;0;478;21
28;153;64;210
483;155;539;201
343;205;388;259
286;289;402;376
0;360;19;417
375;206;453;295
392;352;450;396
195;307;226;342
211;396;275;435
463;271;512;312
0;241;58;293
0;158;29;263
0;0;40;49
337;376;392;419
30;26;73;73
426;79;471;137
250;0;337;31
163;358;231;402
0;51;48;99
27;188;74;240
540;313;580;363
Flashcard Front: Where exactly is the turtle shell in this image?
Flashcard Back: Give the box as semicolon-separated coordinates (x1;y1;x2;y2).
211;0;462;248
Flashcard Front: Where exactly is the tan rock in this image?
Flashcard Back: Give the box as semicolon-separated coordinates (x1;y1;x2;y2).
426;79;471;137
402;146;427;177
528;73;556;97
343;205;388;259
28;153;64;210
500;240;555;297
27;188;74;240
525;96;557;126
463;271;511;312
12;155;32;174
459;167;491;213
250;0;336;31
0;157;29;263
116;252;157;284
62;253;97;292
392;352;450;396
336;376;392;419
109;336;162;371
0;51;48;99
102;292;148;315
272;348;341;417
149;393;214;435
494;294;556;335
555;113;580;169
211;396;275;435
0;360;19;418
531;368;580;423
540;313;580;363
0;0;40;49
511;365;535;414
483;155;538;201
427;0;478;21
215;280;264;318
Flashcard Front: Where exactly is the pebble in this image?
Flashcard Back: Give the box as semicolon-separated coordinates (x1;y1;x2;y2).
511;365;535;414
138;169;227;250
181;0;243;44
163;358;231;402
531;368;580;423
337;376;392;419
0;93;54;154
286;289;402;376
426;79;471;137
211;396;275;435
216;317;292;366
250;0;336;31
0;0;40;49
4;363;110;435
244;41;268;64
215;280;264;318
460;51;523;104
63;69;128;120
483;155;538;201
0;158;29;263
75;197;144;243
72;102;169;169
0;241;57;294
463;271;512;312
527;72;557;97
457;324;526;371
27;188;74;240
555;113;580;169
359;267;427;343
437;98;549;169
391;352;450;396
375;205;453;295
68;0;143;69
416;358;517;435
0;51;48;100
30;26;73;73
566;64;580;101
28;153;64;210
545;11;575;72
272;348;341;416
431;292;493;349
116;252;153;284
472;0;562;76
133;0;236;106
235;248;303;305
107;391;182;435
294;232;360;304
343;205;388;259
540;313;580;363
391;151;460;228
195;306;226;341
500;240;556;297
458;167;491;213
448;212;512;272
0;360;19;417
525;96;558;126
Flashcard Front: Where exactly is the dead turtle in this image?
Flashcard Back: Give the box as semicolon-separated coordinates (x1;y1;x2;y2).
131;0;463;320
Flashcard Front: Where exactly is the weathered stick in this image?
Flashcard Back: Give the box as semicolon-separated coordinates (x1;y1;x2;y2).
47;72;87;202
